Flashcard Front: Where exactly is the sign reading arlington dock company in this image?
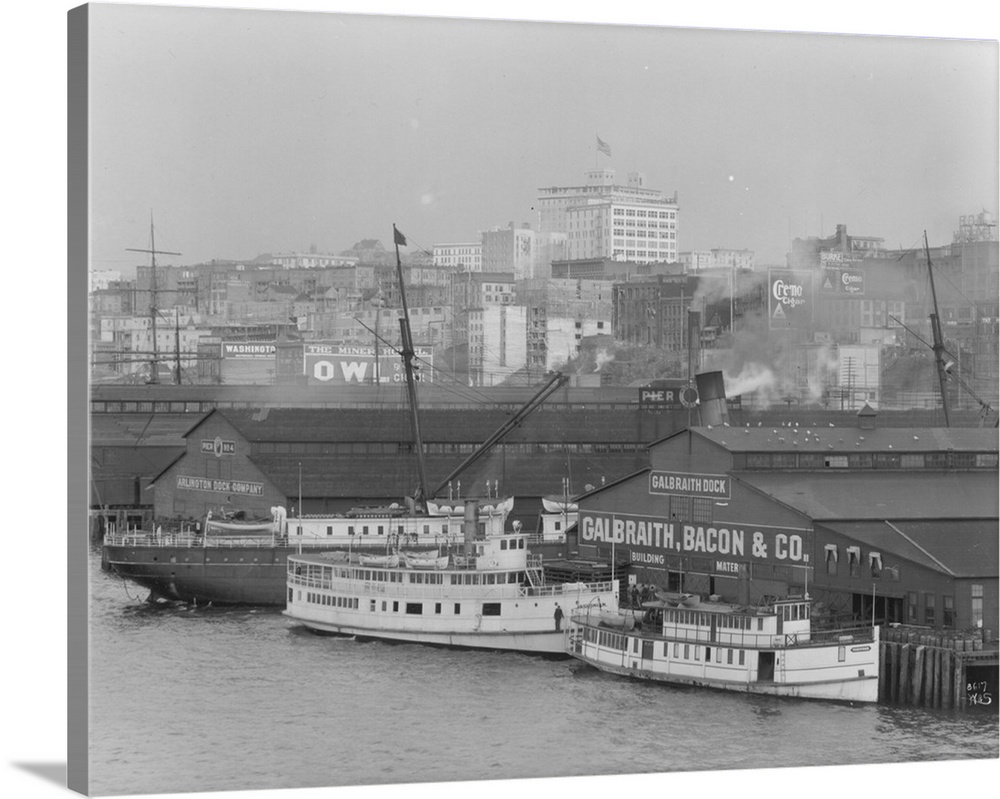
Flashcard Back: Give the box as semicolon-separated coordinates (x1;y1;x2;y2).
176;476;265;496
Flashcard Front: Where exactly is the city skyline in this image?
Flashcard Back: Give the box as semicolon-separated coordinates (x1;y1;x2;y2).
87;4;998;276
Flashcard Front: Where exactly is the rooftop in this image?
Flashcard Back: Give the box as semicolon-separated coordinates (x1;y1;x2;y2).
691;425;998;454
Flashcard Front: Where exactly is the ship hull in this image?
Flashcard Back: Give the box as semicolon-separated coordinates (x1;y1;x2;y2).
287;614;569;654
567;626;880;704
104;544;311;605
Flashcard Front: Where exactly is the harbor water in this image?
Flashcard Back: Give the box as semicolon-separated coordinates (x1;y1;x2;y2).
89;552;998;797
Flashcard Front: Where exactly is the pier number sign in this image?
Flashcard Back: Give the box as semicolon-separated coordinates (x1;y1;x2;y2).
201;437;235;458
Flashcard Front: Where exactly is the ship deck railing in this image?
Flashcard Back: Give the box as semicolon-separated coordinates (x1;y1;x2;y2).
287;569;615;600
570;612;875;650
103;532;374;549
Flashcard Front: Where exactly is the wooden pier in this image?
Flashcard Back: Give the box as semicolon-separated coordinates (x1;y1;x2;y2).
879;626;998;709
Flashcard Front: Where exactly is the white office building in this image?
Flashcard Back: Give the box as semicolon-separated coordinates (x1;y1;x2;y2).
537;169;680;264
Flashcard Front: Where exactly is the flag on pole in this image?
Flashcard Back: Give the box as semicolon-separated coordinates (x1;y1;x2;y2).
596;136;611;157
393;226;407;246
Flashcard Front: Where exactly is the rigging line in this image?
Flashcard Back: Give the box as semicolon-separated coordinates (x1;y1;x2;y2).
889;315;994;411
394;233;434;259
888;314;963;365
354;316;518;410
926;258;981;310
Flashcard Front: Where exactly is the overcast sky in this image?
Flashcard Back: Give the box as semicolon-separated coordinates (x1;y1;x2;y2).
86;3;998;273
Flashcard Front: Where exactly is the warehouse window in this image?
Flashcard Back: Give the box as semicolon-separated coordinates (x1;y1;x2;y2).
669;496;691;520
971;584;984;627
825;455;849;468
824;544;838;576
692;497;714;524
869;552;882;578
847;546;861;578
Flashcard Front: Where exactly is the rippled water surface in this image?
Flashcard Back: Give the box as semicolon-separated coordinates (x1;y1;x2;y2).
89;553;998;796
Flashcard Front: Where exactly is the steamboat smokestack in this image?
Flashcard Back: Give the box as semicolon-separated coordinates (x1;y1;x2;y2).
463;500;479;558
695;371;729;426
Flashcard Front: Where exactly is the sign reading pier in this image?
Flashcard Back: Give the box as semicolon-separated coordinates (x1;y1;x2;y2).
649;470;730;499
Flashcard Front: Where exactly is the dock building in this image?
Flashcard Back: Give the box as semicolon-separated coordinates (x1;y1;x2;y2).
574;413;998;638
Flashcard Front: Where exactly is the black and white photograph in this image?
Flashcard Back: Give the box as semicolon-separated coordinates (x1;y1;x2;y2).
33;1;1000;797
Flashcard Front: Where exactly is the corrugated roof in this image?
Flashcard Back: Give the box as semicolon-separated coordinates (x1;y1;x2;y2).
214;407;670;445
89;413;190;446
819;520;999;578
693;425;998;453
737;471;999;520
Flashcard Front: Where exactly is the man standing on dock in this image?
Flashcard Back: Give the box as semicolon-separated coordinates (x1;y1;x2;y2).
554;603;564;631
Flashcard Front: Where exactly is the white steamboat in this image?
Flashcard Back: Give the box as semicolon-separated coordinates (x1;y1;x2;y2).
566;595;879;703
284;507;618;654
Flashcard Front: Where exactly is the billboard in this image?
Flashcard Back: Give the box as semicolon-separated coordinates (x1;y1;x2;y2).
768;269;813;330
818;267;865;296
222;341;277;359
579;510;810;567
304;343;434;386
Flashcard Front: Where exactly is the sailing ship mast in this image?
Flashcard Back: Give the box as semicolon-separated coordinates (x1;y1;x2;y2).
924;231;951;427
392;224;431;508
126;213;180;384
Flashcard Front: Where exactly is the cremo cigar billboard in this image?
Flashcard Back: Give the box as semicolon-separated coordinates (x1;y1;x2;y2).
304;343;434;385
768;269;813;330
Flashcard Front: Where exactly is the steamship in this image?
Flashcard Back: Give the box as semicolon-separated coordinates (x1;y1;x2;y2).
285;512;619;654
566;593;880;703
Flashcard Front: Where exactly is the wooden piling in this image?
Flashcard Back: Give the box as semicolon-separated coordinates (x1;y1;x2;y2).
929;647;942;707
953;655;965;709
941;649;953;710
898;644;910;704
885;644;899;702
924;646;935;707
910;646;926;705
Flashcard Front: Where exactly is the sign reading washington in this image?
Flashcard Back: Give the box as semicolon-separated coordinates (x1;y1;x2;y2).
649;470;731;499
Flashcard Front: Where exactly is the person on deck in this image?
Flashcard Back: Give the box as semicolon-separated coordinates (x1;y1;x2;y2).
554;603;564;631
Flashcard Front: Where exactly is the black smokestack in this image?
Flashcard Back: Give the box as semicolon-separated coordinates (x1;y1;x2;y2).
696;371;729;426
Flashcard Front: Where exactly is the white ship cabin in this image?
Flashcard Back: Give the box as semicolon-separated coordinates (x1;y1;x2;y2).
286;497;513;548
653;597;818;648
287;531;553;602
